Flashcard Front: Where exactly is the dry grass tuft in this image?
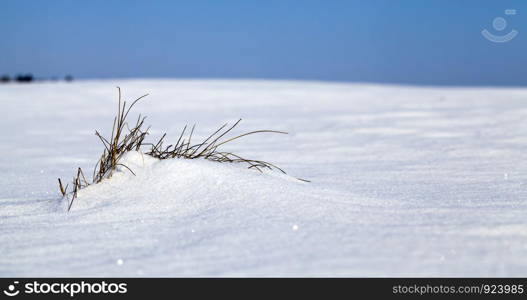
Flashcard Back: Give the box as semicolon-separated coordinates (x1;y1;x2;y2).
92;89;149;184
58;87;306;211
146;119;288;173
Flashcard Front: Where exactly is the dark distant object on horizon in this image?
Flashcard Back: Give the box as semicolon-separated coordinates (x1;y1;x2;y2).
0;74;74;83
16;74;33;83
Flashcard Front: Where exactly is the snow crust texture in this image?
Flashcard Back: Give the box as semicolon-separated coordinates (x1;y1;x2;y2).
2;80;527;276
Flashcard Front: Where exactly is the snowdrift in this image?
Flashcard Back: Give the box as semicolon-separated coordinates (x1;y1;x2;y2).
61;151;312;215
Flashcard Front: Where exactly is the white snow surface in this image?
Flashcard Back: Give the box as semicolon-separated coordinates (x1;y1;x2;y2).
2;79;527;276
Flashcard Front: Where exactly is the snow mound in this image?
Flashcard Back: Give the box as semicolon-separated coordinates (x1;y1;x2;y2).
64;151;317;220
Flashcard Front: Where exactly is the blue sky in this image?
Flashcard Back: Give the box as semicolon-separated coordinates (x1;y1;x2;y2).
1;0;526;85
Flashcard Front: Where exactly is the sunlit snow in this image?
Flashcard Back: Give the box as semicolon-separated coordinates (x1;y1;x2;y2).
1;79;527;276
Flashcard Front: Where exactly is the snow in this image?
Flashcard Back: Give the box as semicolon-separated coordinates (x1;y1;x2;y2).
2;79;527;276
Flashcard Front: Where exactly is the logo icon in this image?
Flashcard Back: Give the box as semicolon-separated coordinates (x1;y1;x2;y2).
3;281;20;297
482;9;518;43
